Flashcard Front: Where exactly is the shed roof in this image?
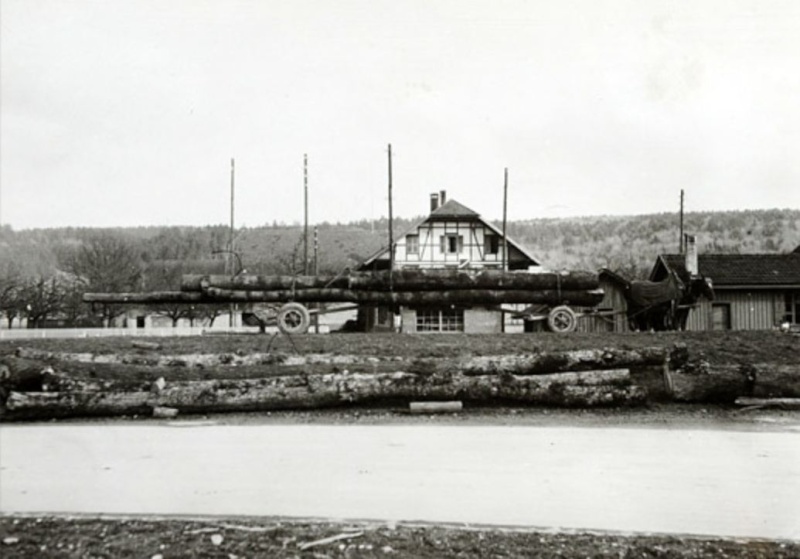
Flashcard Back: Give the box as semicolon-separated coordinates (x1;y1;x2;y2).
658;253;800;287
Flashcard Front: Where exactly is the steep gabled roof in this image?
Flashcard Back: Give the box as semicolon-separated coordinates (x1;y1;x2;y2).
430;199;479;219
358;197;540;268
656;253;800;287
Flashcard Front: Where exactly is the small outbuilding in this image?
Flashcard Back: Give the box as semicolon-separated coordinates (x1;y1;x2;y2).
650;248;800;331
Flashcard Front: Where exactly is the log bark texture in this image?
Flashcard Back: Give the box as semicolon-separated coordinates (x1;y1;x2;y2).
13;347;666;376
667;362;800;402
83;291;203;304
445;348;667;376
2;369;645;419
666;363;755;403
202;287;605;307
0;356;51;391
746;364;800;398
182;270;600;293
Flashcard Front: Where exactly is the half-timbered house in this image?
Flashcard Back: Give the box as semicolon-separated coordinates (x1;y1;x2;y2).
357;191;540;332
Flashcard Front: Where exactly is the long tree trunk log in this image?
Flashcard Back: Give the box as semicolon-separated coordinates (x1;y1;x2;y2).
83;292;203;304
666;363;755;403
83;288;605;307
1;356;147;393
2;370;645;419
445;348;668;376
201;287;605;307
13;347;667;376
747;364;800;398
181;270;600;293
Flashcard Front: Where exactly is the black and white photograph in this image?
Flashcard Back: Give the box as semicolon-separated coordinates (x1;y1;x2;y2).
1;0;799;557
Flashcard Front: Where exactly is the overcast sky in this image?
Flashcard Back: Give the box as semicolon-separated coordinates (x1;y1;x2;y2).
2;0;799;230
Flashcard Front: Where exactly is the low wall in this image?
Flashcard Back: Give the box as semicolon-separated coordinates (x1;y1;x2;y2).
0;326;273;341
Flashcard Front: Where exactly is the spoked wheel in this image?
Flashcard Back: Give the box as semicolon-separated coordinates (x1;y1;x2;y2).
546;305;578;333
276;302;311;334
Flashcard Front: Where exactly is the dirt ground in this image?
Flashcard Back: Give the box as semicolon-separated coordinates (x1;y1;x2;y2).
1;330;798;557
1;515;798;559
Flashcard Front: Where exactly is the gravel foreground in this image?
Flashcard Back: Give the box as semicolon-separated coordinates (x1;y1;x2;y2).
2;516;799;559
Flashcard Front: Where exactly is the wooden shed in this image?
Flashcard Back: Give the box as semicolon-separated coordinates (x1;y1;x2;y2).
650;251;800;331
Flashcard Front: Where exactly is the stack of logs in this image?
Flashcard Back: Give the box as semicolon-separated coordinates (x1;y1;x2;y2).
82;269;605;307
0;346;662;420
3;344;798;420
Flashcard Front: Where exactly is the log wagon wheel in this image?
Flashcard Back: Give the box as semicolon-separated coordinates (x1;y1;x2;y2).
276;302;311;334
546;305;578;333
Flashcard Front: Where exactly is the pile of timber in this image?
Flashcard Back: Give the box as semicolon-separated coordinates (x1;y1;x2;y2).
6;342;796;420
83;269;604;307
0;346;657;420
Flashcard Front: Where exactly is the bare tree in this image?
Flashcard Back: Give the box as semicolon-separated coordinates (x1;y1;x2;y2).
22;277;64;328
195;303;228;327
60;233;143;326
0;264;24;328
143;260;193;327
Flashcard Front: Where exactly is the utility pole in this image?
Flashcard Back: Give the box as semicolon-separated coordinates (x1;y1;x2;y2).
502;168;509;272
679;189;685;254
304;154;309;275
313;225;319;333
229;158;235;266
387;144;394;282
229;157;236;327
313;226;319;276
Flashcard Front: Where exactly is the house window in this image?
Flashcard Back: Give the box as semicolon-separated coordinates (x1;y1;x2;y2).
406;234;419;256
416;308;464;332
485;234;499;254
440;234;463;254
784;292;800;324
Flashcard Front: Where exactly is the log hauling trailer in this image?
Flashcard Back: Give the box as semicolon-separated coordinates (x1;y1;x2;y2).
83;269;605;333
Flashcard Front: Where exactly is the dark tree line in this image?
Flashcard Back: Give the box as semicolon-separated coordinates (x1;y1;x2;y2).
1;208;798;328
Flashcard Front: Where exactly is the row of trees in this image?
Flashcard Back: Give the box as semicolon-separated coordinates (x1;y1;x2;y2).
2;208;798;328
0;233;233;329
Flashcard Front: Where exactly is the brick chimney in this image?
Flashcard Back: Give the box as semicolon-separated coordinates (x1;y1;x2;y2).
685;234;698;277
430;192;439;212
439;190;447;205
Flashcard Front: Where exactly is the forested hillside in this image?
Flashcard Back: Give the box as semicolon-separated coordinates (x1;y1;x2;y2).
2;208;798;327
504;208;800;278
2;209;799;281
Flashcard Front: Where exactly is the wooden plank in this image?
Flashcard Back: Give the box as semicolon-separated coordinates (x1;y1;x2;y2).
735;397;800;410
409;401;463;414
